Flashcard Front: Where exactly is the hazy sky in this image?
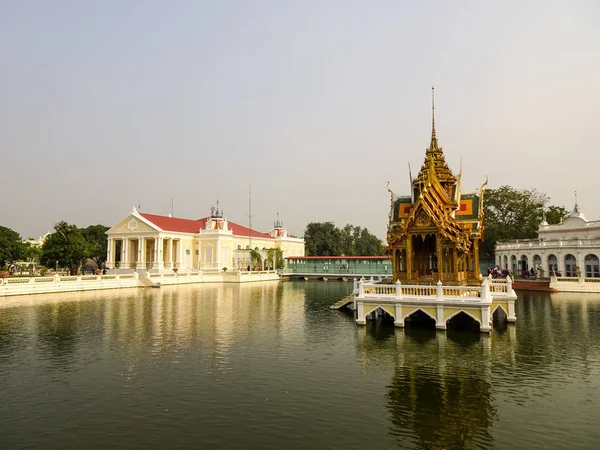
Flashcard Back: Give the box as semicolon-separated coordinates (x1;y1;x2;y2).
2;0;599;240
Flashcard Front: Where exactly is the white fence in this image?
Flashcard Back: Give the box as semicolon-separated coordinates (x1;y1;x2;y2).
355;276;514;303
0;273;141;297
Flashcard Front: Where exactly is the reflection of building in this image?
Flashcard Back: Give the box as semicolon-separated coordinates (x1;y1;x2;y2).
355;328;496;449
495;205;600;291
106;205;304;272
386;89;486;284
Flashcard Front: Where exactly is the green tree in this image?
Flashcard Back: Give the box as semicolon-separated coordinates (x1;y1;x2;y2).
0;226;24;268
23;242;43;264
249;249;262;270
545;205;569;225
82;224;109;268
353;226;384;256
41;222;88;275
304;222;343;256
304;222;383;256
482;186;568;257
274;248;284;270
265;248;276;269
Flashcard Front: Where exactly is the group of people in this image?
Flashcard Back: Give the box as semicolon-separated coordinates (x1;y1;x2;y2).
488;266;514;279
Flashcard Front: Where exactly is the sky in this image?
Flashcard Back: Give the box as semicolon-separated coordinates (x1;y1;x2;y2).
1;0;599;240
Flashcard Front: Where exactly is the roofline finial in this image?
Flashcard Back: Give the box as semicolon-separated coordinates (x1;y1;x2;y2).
431;85;436;142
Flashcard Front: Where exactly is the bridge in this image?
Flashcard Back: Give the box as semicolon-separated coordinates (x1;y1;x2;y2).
332;276;517;333
283;256;392;280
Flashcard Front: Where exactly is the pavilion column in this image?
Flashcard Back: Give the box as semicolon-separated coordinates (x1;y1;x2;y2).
216;239;221;269
406;236;413;280
436;236;443;282
452;248;457;281
168;239;174;267
474;237;480;279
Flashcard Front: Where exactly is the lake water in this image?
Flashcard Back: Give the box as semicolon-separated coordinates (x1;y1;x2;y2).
1;281;600;449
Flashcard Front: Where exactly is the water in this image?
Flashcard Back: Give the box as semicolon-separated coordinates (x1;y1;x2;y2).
1;281;600;449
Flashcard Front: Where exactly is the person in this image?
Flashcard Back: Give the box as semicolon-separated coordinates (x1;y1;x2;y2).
247;265;251;272
102;268;107;275
530;267;535;276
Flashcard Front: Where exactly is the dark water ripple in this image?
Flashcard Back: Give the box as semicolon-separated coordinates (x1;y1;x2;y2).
1;283;600;449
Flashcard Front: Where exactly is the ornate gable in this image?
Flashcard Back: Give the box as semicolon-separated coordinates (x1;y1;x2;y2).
107;213;160;235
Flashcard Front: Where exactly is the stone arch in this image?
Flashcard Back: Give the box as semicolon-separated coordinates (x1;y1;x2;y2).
584;254;599;278
510;255;517;272
446;310;481;331
444;308;482;326
564;254;577;277
503;255;508;270
533;255;542;271
403;307;437;328
548;254;558;275
492;303;508;322
519;255;528;272
363;304;396;324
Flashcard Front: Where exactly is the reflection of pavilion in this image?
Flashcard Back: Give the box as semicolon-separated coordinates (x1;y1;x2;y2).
355;327;498;449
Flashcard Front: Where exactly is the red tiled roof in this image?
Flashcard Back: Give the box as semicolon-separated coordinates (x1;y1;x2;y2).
139;213;273;239
285;256;389;260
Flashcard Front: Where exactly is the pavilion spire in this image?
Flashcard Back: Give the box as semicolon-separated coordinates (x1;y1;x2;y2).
428;86;438;152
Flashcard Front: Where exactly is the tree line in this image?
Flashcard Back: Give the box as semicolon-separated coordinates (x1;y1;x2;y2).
480;186;569;257
303;222;383;256
0;222;108;275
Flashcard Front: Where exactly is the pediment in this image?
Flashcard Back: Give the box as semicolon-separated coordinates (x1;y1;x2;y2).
107;214;160;234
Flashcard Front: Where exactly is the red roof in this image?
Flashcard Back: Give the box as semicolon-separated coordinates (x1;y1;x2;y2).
285;256;389;260
139;213;273;239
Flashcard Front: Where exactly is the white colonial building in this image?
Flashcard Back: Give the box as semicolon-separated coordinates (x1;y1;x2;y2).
495;205;600;282
106;206;305;272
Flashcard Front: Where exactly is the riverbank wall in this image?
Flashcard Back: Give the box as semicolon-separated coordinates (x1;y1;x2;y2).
0;270;280;297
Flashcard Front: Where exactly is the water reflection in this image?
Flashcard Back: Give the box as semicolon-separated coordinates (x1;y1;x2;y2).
356;325;497;449
1;284;600;449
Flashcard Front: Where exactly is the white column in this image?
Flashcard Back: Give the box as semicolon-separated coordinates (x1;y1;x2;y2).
106;238;113;266
157;237;161;268
394;304;404;327
480;307;491;332
577;252;585;278
217;239;222;269
507;300;517;322
356;301;365;325
139;237;145;269
121;239;127;267
178;240;183;269
435;305;446;330
168;239;173;267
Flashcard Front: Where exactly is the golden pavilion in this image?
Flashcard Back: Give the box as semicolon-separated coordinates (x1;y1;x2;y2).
386;89;487;284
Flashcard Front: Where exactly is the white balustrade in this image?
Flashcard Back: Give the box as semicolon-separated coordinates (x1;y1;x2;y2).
359;278;511;303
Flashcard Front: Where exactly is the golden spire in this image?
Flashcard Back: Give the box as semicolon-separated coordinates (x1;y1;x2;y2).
429;86;438;152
